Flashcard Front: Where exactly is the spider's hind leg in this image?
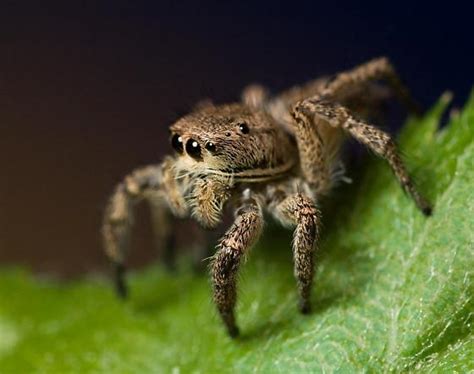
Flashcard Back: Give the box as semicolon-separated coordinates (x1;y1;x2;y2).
321;57;422;115
241;83;269;110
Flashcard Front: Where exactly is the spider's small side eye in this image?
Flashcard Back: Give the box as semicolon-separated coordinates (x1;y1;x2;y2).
238;122;250;134
205;141;216;153
171;134;184;153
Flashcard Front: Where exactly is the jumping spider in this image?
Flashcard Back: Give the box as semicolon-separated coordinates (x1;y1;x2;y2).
102;58;432;337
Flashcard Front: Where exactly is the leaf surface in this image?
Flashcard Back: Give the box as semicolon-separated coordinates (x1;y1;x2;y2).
1;94;473;373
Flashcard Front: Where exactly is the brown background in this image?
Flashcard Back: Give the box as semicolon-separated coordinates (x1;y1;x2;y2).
0;2;471;276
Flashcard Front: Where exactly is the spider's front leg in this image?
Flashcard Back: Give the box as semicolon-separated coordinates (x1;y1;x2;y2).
267;185;321;313
211;192;264;337
102;157;187;298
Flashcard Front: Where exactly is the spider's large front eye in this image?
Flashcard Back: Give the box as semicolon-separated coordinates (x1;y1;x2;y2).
186;138;202;160
171;134;184;153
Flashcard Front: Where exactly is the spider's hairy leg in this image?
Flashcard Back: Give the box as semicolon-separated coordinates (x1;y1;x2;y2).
211;193;264;337
321;57;422;115
288;100;338;195
147;198;177;271
102;158;187;298
268;185;321;313
102;181;132;298
294;99;432;215
241;83;269;110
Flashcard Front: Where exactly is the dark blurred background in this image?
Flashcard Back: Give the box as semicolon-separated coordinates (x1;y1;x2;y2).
0;1;472;276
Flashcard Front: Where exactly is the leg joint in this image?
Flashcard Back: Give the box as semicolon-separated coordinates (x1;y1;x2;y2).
293;194;319;219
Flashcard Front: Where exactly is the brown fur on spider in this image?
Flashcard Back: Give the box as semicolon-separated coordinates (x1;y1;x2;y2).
102;57;432;338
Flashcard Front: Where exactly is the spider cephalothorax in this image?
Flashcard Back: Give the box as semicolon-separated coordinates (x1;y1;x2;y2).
102;57;432;337
169;104;297;180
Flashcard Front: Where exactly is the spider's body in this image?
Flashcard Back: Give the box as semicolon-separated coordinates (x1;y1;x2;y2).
102;58;432;337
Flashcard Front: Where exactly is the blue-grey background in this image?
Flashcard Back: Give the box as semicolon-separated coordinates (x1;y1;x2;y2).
1;1;472;274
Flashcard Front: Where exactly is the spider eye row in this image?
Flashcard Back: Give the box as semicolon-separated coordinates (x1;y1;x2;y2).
170;122;249;156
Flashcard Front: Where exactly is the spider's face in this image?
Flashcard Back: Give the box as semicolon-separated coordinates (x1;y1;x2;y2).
169;104;296;175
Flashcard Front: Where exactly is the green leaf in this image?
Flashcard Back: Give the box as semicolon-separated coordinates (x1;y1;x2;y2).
1;93;473;373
